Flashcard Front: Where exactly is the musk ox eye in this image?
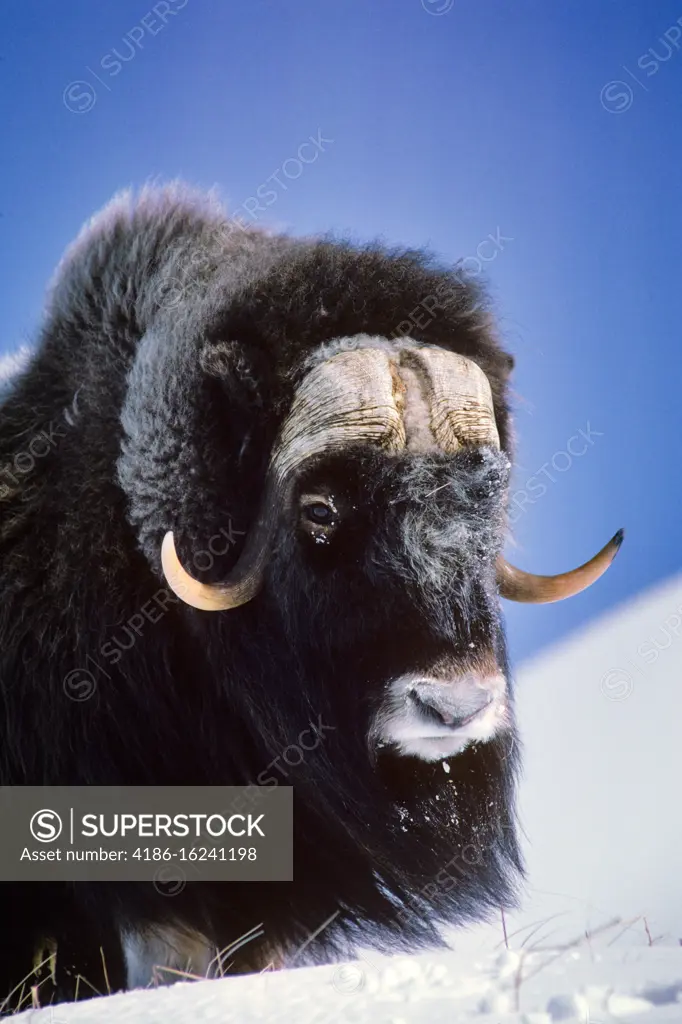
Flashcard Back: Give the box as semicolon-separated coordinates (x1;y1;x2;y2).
306;502;334;525
299;492;340;541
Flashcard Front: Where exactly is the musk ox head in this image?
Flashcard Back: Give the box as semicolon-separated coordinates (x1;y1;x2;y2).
159;335;620;764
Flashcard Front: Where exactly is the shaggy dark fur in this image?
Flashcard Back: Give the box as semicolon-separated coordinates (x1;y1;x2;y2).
0;185;521;1010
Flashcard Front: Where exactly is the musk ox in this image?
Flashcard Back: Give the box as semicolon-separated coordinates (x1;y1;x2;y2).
0;186;621;1010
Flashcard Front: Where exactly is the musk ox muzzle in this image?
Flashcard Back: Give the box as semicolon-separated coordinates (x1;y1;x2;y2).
161;339;622;611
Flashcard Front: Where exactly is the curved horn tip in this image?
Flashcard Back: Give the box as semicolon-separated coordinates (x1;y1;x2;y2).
160;530;235;612
497;527;625;605
601;527;625;568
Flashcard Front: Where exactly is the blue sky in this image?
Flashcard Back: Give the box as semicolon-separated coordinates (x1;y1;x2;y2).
1;0;680;662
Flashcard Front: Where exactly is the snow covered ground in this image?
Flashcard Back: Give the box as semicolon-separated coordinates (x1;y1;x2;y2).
14;942;682;1022
12;572;682;1021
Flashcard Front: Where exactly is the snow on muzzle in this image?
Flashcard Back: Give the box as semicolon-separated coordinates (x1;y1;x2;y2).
370;661;510;762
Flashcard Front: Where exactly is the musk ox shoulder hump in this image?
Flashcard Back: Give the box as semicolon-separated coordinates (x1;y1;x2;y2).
43;183;289;352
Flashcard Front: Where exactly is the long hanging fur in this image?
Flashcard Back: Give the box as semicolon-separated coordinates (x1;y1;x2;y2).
0;185;521;1009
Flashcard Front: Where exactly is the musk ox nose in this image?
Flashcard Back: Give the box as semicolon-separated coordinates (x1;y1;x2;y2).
407;680;493;729
372;669;509;761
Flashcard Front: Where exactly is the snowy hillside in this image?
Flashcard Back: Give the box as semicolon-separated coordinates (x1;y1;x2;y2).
496;571;682;951
13;574;682;1021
